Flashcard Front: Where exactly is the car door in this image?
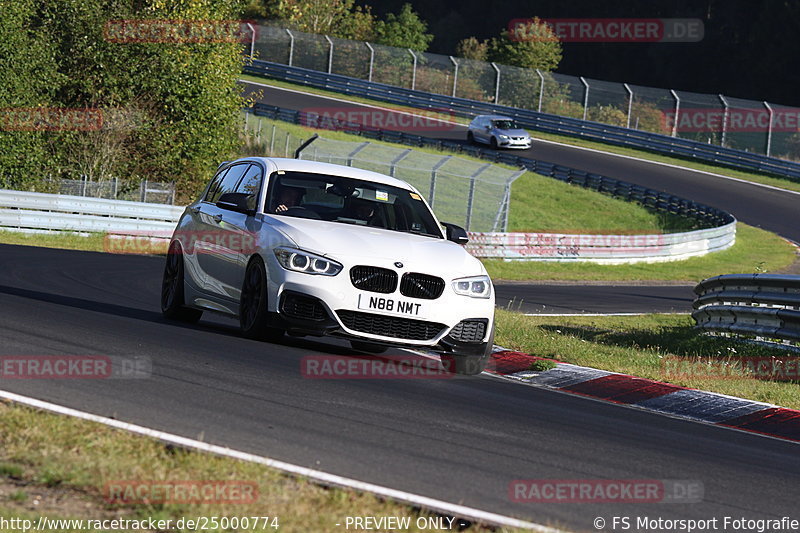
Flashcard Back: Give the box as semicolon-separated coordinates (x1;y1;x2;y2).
477;118;491;143
193;163;250;299
211;163;265;301
181;164;231;294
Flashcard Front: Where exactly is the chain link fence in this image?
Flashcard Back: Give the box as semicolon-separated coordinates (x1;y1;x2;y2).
241;113;524;232
249;24;800;161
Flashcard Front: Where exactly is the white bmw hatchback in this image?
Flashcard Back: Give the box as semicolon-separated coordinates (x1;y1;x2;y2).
161;157;495;374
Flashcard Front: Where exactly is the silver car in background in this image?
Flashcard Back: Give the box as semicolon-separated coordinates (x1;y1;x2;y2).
467;115;532;150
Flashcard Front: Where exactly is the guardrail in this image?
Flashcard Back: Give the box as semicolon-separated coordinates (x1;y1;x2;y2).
693;274;800;345
469;223;736;263
0;190;182;236
244;60;800;182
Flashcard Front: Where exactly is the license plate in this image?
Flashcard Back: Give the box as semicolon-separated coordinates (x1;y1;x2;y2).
358;294;424;318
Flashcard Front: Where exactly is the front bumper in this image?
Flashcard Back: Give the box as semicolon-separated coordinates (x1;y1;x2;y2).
266;263;495;352
498;137;532;149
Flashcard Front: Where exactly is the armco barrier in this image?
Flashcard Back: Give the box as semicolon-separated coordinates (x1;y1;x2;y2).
693;274;800;345
0;186;735;263
244;60;800;181
469;222;736;263
0;190;182;236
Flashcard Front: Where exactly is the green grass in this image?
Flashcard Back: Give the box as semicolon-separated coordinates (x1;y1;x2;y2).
495;309;800;409
507;171;695;233
241;73;800;194
0;403;525;533
483;223;796;282
0;231;113;252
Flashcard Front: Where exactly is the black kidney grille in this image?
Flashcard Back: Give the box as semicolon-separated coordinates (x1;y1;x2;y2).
400;273;445;299
337;310;446;341
449;319;487;343
280;293;327;321
350;266;398;294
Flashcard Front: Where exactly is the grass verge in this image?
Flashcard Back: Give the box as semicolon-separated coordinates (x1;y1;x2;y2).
495;309;800;410
0;402;522;532
483;223;797;282
239;74;800;194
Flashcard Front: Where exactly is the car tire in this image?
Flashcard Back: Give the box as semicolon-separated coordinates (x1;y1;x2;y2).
240;257;284;342
440;322;495;376
350;341;388;354
466;131;474;144
161;243;203;323
490;137;499;150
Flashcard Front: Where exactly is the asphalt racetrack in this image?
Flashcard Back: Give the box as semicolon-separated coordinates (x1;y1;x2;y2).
1;243;798;529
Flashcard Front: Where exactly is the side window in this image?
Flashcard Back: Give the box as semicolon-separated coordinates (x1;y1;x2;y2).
234;164;263;211
206;164;248;204
204;167;229;203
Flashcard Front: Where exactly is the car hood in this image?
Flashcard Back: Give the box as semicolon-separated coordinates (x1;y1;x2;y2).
266;216;486;278
495;128;530;137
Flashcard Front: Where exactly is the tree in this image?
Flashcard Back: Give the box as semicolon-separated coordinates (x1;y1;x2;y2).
456;37;488;62
257;0;375;40
0;0;247;200
374;3;433;51
487;17;562;71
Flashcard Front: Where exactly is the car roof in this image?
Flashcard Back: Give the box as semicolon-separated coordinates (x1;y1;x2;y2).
230;157;417;191
474;115;515;121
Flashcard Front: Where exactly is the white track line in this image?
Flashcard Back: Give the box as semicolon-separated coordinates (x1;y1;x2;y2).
0;389;558;532
240;78;800;197
524;312;689;317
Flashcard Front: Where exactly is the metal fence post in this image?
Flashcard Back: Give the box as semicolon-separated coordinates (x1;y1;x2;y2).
536;69;545;112
465;163;491;231
346;142;370;166
324;35;334;74
580;77;589;121
670;89;681;137
449;56;458;97
269;124;275;154
429;156;452;207
408;49;417;90
284;133;291;157
624;83;633;128
285;29;294;66
389;148;412;177
491;62;500;104
719;94;729;147
365;42;375;82
764;101;774;156
246;23;255;58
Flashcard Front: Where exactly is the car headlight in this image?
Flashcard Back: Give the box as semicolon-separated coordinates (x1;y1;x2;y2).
452;275;492;298
498;134;509;140
274;248;342;276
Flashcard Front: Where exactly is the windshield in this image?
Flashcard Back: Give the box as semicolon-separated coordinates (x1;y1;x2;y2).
492;119;517;129
266;171;443;239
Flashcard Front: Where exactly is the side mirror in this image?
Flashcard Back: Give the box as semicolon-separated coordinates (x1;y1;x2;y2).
217;192;254;215
442;222;469;245
484;125;491;131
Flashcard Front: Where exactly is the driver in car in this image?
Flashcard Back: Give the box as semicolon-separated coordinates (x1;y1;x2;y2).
273;186;304;213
